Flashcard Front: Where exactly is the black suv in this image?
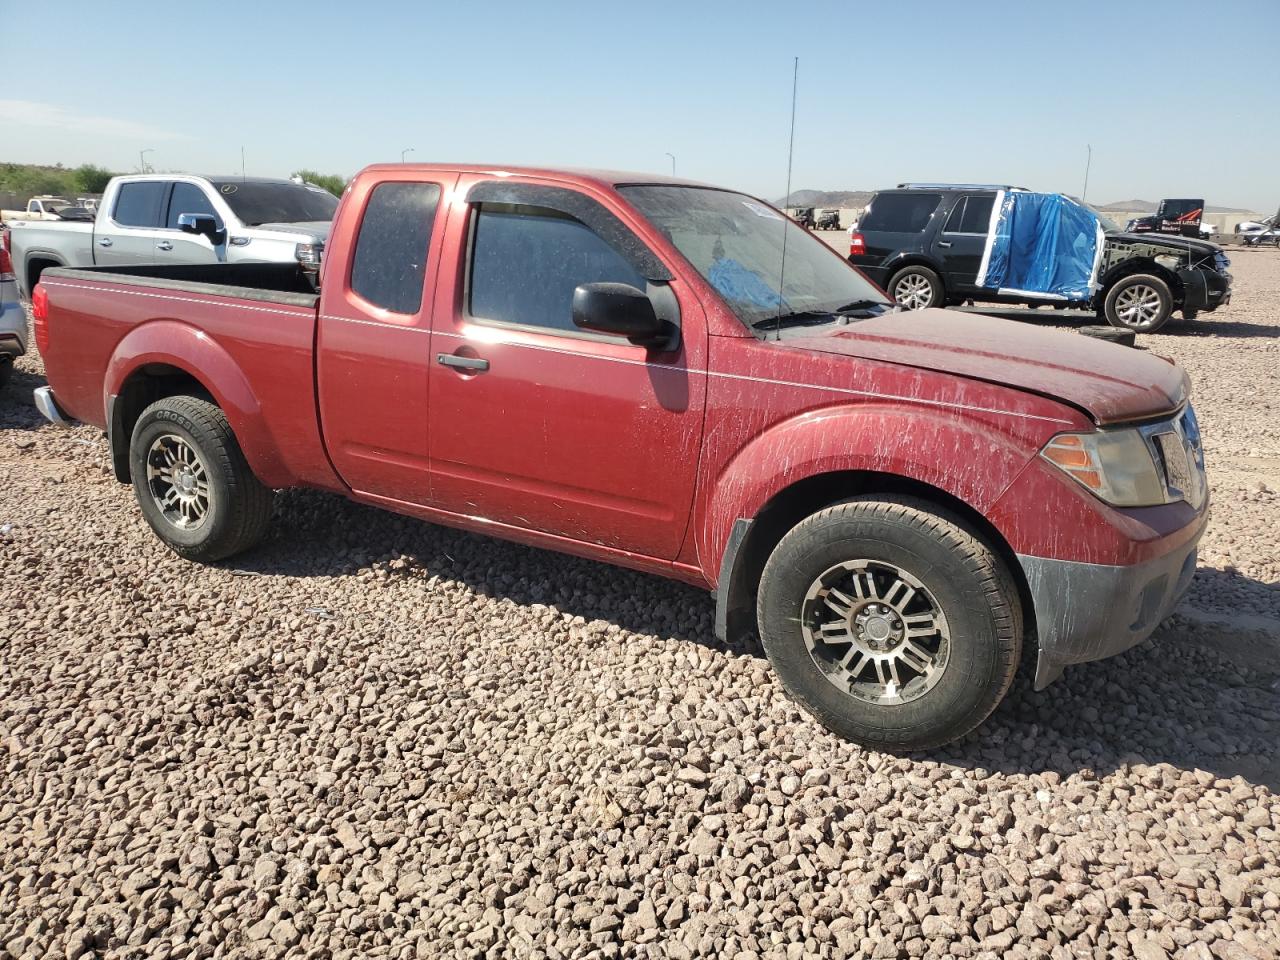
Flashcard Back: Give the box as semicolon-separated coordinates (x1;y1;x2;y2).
849;184;1232;333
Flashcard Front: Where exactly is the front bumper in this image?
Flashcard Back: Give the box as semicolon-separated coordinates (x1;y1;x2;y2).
1018;512;1206;689
1177;266;1231;313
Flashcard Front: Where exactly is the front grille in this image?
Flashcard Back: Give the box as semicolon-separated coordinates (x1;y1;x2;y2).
1141;406;1207;509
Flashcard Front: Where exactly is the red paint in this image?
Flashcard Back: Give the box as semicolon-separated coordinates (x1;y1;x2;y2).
39;163;1206;590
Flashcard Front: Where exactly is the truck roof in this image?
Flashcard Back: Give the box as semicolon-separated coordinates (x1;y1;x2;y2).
358;163;726;192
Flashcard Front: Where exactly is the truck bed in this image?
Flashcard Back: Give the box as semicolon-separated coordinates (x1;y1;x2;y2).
37;261;333;490
46;262;319;309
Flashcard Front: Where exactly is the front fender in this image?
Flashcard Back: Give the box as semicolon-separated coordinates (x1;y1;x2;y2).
104;320;290;487
697;404;1038;582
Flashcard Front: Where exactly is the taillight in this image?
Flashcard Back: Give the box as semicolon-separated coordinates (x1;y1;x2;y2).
0;229;11;279
33;284;50;354
849;231;866;257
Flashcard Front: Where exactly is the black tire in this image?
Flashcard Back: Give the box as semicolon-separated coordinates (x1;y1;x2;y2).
887;265;944;311
129;395;273;562
756;496;1021;751
0;357;12;391
1103;273;1173;333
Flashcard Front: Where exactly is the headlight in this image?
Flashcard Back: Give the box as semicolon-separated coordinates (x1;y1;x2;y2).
1154;254;1182;270
1040;429;1168;506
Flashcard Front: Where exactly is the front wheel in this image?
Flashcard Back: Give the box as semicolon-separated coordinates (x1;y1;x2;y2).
887;266;944;311
757;497;1021;751
129;395;274;562
1103;274;1173;333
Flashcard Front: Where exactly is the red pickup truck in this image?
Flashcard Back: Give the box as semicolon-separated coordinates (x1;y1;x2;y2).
31;164;1208;750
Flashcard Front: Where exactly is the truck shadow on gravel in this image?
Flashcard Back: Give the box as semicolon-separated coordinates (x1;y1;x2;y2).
240;489;1280;791
0;366;48;431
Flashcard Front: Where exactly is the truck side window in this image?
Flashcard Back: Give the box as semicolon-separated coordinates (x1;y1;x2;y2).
350;182;442;315
166;183;222;230
959;196;994;234
859;193;941;233
468;202;646;335
113;182;167;228
943;198;968;233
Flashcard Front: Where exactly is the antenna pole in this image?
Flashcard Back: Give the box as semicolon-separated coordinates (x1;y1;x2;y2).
1082;144;1092;201
775;56;799;339
241;146;246;182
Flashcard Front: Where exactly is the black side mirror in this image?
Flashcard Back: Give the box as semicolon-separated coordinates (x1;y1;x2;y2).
177;213;225;245
572;282;665;345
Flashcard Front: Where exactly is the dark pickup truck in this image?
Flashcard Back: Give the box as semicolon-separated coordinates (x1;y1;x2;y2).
31;164;1208;750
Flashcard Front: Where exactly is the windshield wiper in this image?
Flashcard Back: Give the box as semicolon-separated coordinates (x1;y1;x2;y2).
833;299;890;314
750;310;841;330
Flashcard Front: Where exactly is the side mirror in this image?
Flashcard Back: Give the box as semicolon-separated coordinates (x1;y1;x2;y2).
177;213;225;245
572;282;665;345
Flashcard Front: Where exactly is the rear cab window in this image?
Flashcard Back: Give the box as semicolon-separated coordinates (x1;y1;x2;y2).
349;181;442;314
859;192;942;233
467;202;647;337
943;195;995;234
112;182;167;227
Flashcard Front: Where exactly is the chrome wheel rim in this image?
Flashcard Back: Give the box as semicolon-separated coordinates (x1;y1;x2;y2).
801;559;950;705
1114;283;1163;328
892;273;933;309
146;434;211;529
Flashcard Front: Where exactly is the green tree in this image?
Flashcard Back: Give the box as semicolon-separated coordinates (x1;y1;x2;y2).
73;164;115;193
291;170;347;197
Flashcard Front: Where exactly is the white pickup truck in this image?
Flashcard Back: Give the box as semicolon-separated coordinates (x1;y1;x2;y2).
7;174;337;299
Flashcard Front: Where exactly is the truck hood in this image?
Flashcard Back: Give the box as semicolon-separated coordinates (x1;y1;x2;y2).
784;308;1187;425
250;220;332;240
1110;231;1221;257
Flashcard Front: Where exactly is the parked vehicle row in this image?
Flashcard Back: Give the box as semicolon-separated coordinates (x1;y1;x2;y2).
6;174;338;299
849;184;1232;333
31;163;1209;750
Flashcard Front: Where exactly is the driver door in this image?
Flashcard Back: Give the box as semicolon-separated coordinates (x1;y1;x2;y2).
426;177;707;559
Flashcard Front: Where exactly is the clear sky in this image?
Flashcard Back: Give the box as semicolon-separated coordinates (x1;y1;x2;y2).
2;0;1277;212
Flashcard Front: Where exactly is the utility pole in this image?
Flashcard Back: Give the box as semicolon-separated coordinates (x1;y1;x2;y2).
1082;144;1092;202
664;152;675;175
139;148;154;173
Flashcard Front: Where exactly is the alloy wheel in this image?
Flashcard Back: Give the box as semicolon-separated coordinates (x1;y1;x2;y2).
800;559;950;705
893;274;934;310
1113;283;1163;328
146;433;211;529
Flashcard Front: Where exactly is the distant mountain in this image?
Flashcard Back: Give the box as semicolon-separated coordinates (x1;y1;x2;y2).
1097;198;1255;214
778;189;874;209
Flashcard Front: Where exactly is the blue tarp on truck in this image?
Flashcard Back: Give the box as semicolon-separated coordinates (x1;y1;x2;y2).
976;192;1105;301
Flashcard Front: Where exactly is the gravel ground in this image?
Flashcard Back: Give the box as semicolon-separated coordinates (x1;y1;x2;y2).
1;253;1278;959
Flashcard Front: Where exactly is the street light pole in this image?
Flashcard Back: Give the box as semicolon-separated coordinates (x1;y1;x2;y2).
1082;144;1092;202
139;148;154;173
664;152;675;175
401;148;415;163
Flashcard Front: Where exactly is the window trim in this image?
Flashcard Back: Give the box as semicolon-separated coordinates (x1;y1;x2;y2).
346;179;443;317
460;201;655;346
109;179;171;230
941;193;995;236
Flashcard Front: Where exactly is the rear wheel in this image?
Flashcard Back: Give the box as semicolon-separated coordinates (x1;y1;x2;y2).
888;266;944;311
129;395;273;562
756;496;1021;751
1103;274;1173;333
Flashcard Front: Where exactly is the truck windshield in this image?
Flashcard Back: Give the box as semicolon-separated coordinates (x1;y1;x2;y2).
620;185;891;329
209;180;339;226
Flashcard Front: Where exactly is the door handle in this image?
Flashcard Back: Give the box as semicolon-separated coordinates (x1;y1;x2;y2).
156;240;173;251
937;240;953;248
437;353;489;372
97;237;113;247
